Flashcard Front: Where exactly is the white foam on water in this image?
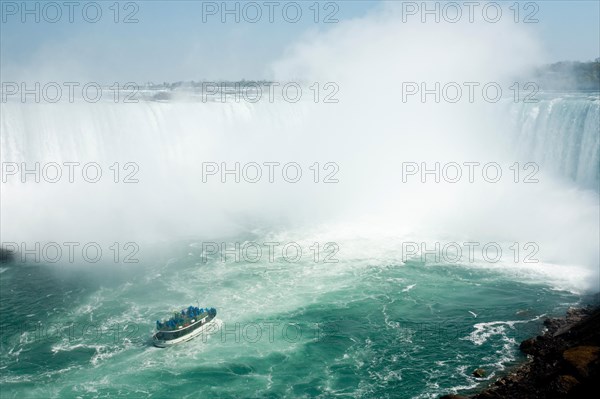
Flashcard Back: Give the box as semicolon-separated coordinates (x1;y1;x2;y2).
402;284;417;293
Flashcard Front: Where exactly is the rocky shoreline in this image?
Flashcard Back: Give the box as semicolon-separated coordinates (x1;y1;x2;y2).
442;301;600;399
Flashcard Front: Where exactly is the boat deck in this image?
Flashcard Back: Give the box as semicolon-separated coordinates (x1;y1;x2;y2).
158;312;209;332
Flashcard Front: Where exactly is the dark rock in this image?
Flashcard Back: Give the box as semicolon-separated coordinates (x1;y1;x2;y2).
467;305;600;399
519;338;537;355
552;375;579;394
439;395;468;399
472;368;486;378
0;247;14;263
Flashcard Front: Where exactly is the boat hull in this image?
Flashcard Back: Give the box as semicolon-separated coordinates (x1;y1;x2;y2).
153;317;217;347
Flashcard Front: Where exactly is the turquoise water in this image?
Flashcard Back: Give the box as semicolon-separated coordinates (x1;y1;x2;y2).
0;236;584;399
1;92;597;397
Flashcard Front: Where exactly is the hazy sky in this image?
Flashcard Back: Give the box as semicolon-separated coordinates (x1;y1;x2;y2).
1;1;599;82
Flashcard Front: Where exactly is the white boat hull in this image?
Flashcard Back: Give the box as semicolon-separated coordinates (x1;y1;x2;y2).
153;317;217;347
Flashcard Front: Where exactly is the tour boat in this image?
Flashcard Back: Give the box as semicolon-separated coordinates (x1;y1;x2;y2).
152;306;217;347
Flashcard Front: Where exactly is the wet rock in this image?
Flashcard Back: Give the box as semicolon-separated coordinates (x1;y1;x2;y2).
0;247;14;263
467;305;600;399
519;338;537;355
472;368;486;378
439;395;468;399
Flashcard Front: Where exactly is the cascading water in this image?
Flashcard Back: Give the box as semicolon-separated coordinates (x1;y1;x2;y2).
506;93;600;190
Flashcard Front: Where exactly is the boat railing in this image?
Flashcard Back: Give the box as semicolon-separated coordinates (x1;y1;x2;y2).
155;306;216;332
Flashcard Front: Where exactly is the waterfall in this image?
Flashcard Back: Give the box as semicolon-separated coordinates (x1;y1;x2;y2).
507;94;599;190
1;92;598;272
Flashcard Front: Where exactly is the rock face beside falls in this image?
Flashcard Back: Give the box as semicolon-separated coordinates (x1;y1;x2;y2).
0;247;15;263
442;300;600;399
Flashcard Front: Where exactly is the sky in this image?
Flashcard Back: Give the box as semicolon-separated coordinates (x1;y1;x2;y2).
0;0;599;82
